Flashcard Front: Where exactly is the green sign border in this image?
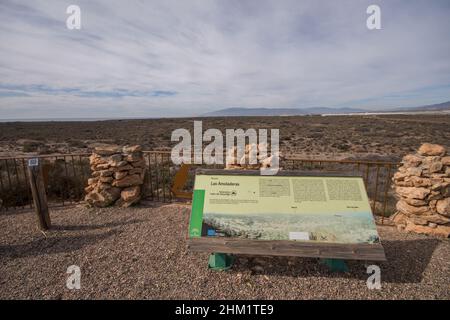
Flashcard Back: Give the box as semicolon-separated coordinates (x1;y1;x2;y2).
189;189;205;237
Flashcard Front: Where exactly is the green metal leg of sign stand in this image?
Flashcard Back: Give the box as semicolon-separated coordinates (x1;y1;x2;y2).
320;259;349;272
208;253;234;271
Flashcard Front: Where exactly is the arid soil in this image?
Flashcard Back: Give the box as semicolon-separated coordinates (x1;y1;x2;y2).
1;114;449;162
1;203;449;299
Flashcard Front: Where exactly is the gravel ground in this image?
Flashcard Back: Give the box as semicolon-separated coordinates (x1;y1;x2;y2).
0;203;449;300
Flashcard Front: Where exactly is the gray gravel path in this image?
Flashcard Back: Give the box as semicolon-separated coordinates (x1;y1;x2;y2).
0;203;449;299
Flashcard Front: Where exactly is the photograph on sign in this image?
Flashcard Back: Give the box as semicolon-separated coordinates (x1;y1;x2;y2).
189;174;380;244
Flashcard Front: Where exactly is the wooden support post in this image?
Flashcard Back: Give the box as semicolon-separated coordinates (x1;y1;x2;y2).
27;158;51;230
319;258;349;272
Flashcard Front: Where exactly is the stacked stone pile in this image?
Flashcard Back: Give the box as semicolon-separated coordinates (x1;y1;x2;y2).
225;143;282;170
85;145;146;207
392;143;450;237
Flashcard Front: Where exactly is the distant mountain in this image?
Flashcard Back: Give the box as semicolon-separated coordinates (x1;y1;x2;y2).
399;100;450;112
202;101;450;117
202;107;365;117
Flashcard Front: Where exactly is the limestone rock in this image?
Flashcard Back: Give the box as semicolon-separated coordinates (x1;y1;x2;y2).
403;198;427;207
393;144;449;237
405;167;422;177
225;144;282;170
131;159;146;168
84;144;145;208
441;156;450;165
92;171;101;177
88;177;98;185
404;176;431;187
99;170;113;177
391;212;408;225
393;171;407;181
121;186;140;201
116;161;129;167
442;185;450;198
84;185;94;194
431;173;446;179
401;154;423;167
428;191;443;201
129;168;143;175
116;186;141;207
123;145;142;153
393;180;414;187
89;154;100;165
436;198;450;217
395;187;430;200
419;213;450;225
404;222;450;238
107;154;123;167
410;217;428;226
114;164;134;171
428;161;443;173
99;176;113;183
429;199;438;211
417;143;446;156
94;145;122;156
112;174;143;188
85;187;121;207
114;171;128;180
125;152;144;162
94;163;110;170
98;182;112;191
396;200;429;215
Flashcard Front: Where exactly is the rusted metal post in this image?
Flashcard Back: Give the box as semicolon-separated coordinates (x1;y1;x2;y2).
27;158;51;230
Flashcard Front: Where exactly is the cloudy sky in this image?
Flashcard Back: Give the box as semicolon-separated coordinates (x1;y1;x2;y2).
0;0;449;119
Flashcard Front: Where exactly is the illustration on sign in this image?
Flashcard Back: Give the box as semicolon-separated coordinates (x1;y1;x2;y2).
189;174;380;244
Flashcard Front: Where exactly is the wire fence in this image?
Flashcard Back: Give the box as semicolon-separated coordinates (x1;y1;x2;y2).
282;158;399;217
0;151;399;217
0;154;90;212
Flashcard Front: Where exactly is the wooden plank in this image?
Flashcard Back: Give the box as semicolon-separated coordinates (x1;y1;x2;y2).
27;160;51;230
187;237;386;261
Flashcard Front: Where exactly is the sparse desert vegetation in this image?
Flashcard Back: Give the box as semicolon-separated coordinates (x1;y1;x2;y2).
1;114;449;161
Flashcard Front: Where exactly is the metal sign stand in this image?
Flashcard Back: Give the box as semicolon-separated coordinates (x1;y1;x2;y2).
208;253;234;271
320;258;349;272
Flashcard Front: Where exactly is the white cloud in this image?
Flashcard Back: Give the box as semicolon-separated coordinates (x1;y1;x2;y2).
0;0;449;118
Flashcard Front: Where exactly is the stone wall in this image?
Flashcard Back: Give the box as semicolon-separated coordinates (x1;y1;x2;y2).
392;143;450;237
84;145;146;207
225;143;282;170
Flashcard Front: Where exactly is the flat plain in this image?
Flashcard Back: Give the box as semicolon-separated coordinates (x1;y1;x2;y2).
1;114;449;160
